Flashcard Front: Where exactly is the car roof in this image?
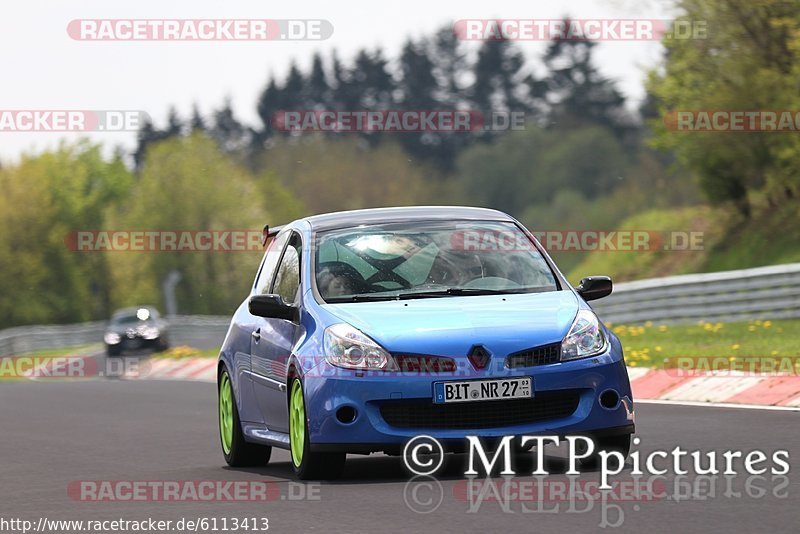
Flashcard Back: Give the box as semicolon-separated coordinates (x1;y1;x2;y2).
111;306;160;319
303;206;513;231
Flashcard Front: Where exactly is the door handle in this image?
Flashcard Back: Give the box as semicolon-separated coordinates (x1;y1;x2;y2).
251;329;261;342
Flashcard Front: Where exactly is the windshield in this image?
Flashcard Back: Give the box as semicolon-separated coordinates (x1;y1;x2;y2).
111;307;158;325
315;220;558;302
111;315;147;326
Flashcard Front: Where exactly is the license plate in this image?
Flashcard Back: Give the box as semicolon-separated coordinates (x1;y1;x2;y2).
433;377;532;404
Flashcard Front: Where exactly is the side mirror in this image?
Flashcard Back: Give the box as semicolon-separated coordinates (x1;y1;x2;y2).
248;294;297;321
576;276;613;301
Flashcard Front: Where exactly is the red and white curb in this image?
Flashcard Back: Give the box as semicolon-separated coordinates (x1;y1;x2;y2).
129;358;800;408
628;367;800;407
136;357;218;381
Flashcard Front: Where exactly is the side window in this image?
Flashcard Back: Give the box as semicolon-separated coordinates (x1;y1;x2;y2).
272;234;302;305
254;231;290;295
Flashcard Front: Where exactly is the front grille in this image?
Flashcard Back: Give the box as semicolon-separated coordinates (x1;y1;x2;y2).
393;354;456;373
379;390;581;429
505;343;561;368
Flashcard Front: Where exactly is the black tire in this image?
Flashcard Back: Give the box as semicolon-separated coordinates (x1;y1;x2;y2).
289;377;346;480
578;434;632;470
295;449;346;481
219;367;272;467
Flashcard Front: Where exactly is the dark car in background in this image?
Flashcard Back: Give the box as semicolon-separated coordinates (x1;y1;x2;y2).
104;306;170;356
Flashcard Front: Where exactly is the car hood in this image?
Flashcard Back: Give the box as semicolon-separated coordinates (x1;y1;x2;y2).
106;321;161;334
321;290;579;358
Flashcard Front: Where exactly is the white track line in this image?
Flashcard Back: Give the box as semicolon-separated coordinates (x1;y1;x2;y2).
661;374;766;403
626;367;652;381
636;398;800;412
782;394;800;407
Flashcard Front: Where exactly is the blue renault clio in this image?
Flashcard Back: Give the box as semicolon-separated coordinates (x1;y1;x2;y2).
217;207;634;479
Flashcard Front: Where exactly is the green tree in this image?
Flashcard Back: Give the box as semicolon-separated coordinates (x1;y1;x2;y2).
455;125;629;215
533;36;630;136
430;26;468;109
257;136;440;214
396;39;447;165
110;134;290;315
470;37;528;115
0;142;132;326
190;103;206;132
646;0;800;216
304;52;331;107
210;98;251;155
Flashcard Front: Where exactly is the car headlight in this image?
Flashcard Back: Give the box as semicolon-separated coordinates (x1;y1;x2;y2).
104;332;121;345
324;323;398;371
139;326;160;340
561;309;607;361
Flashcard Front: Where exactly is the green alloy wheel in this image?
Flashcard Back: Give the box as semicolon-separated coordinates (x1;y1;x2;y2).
219;372;234;454
288;377;346;480
290;378;306;467
218;367;272;467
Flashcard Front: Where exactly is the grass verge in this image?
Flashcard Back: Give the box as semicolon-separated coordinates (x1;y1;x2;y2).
0;344;104;381
613;318;800;371
156;345;219;359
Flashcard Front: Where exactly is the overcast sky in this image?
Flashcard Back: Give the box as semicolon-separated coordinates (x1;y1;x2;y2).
0;0;677;162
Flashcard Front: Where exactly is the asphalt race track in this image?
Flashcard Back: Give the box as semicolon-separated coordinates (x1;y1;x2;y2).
1;376;798;533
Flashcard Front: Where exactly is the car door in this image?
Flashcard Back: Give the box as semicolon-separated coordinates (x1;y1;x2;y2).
239;230;290;424
250;231;303;432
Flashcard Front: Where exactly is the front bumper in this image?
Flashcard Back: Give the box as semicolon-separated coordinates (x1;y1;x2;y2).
106;336;162;352
302;349;634;453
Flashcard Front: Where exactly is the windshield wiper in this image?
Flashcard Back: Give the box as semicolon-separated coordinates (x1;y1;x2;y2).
327;286;555;302
397;287;515;299
326;293;401;302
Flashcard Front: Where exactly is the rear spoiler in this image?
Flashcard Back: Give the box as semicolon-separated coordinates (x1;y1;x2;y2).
260;224;285;247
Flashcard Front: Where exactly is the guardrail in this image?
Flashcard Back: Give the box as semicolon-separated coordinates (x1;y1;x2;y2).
2;263;799;356
592;262;800;325
0;321;107;358
0;316;230;357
